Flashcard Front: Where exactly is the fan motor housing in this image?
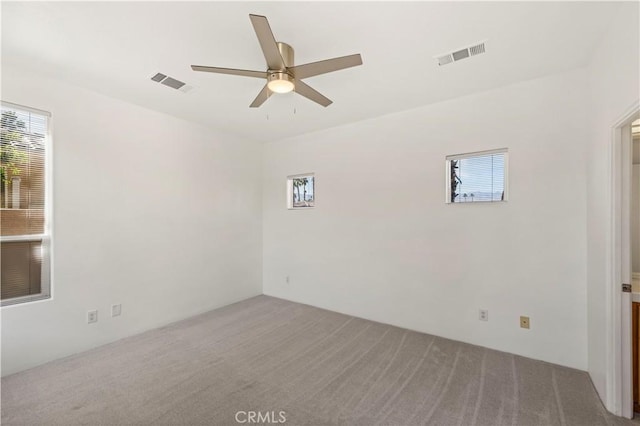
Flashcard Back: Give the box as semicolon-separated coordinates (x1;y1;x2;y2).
268;42;294;86
268;72;293;84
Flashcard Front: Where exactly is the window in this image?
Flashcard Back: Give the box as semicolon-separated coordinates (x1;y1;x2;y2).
287;174;315;209
446;148;508;203
1;102;51;305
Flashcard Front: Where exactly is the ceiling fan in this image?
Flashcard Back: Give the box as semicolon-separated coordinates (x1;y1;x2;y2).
191;14;363;108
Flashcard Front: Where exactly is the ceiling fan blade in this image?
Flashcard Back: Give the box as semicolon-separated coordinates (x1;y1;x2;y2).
250;84;271;108
294;80;332;107
191;65;267;79
290;54;363;79
249;14;285;71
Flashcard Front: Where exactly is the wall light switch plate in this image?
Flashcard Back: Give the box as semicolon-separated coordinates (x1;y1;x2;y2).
111;304;122;317
520;316;530;329
87;310;98;324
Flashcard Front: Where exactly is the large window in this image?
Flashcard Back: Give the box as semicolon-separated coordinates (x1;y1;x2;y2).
1;102;51;305
446;148;508;203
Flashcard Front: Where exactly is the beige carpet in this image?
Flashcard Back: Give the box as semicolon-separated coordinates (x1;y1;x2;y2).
1;295;635;425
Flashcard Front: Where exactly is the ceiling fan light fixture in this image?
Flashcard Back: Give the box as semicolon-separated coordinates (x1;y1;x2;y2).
191;14;362;107
267;72;294;94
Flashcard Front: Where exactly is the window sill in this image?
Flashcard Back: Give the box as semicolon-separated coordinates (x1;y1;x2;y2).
1;292;51;307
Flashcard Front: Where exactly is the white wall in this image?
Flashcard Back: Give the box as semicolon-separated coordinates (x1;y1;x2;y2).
585;2;640;408
1;66;263;376
263;68;589;369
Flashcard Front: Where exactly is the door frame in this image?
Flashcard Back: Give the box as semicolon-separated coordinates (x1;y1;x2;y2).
609;103;638;418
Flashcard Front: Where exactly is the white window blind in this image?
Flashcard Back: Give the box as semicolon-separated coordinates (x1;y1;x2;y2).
1;102;51;304
446;149;508;203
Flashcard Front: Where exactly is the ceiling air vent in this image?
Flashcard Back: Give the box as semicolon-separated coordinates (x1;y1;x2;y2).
435;40;487;66
469;43;485;56
150;73;193;93
437;55;454;66
161;77;185;90
151;73;167;82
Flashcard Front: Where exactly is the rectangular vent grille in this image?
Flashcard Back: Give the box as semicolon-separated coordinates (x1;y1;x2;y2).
437;55;454;66
452;49;470;61
469;43;485;56
150;73;192;92
436;41;486;66
160;77;185;90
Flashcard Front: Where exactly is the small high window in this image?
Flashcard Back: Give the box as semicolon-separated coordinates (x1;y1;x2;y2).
446;149;508;203
287;174;315;209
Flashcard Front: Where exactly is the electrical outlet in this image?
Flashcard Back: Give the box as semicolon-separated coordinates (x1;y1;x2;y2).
87;310;98;324
479;309;488;321
520;316;530;329
111;304;122;317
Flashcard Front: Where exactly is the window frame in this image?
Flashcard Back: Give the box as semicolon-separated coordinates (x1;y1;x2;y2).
445;148;509;204
287;173;315;210
1;101;52;307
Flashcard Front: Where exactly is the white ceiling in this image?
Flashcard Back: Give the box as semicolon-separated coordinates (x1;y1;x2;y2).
1;1;622;143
